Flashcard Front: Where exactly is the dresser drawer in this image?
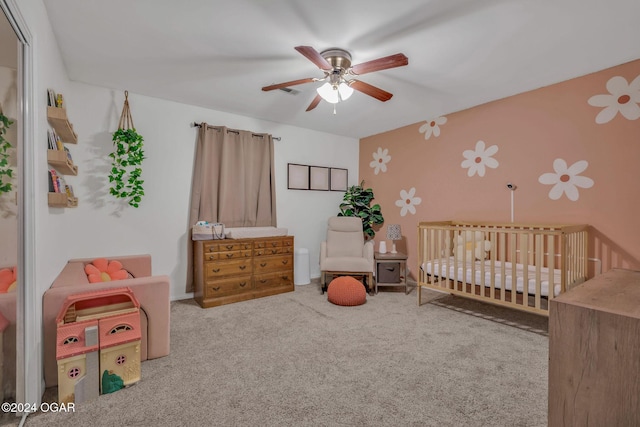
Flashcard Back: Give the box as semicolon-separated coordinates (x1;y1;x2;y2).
254;239;282;249
254;271;294;290
203;249;252;262
203;241;251;254
219;241;252;252
254;237;294;253
217;250;252;260
255;247;285;257
205;275;253;298
205;259;252;278
253;255;292;274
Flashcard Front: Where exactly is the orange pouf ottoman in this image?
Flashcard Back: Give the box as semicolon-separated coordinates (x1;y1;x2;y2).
327;276;367;306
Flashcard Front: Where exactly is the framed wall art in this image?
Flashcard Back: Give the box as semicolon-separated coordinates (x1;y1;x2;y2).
330;168;348;191
287;163;309;190
309;166;330;191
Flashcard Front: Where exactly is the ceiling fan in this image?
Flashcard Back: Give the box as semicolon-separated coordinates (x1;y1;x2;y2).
262;46;408;112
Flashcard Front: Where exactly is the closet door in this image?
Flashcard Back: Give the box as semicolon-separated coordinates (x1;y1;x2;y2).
0;0;35;418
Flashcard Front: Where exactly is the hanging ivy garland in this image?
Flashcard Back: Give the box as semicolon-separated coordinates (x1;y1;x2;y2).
0;106;14;194
108;91;145;208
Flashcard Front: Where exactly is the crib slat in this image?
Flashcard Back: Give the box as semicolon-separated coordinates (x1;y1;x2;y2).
521;232;529;307
436;228;442;288
489;231;496;299
561;233;568;293
500;232;506;302
535;234;542;309
510;232;517;304
548;235;555;300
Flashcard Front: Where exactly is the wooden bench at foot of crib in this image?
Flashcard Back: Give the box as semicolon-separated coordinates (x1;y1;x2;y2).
417;221;589;316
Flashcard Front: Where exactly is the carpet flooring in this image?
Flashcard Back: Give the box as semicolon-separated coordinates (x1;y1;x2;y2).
23;281;549;427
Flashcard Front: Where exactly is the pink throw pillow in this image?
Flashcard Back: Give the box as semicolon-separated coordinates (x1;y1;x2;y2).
85;258;129;283
0;266;17;293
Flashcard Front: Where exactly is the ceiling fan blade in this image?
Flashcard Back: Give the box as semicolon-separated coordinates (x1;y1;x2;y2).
350;80;394;102
306;94;322;112
262;78;316;92
349;53;408;75
294;46;332;70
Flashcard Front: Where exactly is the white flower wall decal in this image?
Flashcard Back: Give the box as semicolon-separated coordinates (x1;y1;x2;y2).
587;75;640;124
370;147;391;175
418;116;448;140
461;140;499;177
538;159;594;201
395;187;422;217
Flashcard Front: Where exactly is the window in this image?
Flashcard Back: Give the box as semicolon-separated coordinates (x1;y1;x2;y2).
68;367;80;379
109;324;132;334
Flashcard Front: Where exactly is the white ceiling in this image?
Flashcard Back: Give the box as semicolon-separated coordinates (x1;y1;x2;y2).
43;0;640;139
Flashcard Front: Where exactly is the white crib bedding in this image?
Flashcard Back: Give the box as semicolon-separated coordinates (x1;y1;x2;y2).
421;257;562;297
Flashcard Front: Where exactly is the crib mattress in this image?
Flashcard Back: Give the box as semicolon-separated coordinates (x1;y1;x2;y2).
422;257;562;297
224;226;289;239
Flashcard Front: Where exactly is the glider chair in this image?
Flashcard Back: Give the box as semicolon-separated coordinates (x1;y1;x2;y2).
320;216;374;294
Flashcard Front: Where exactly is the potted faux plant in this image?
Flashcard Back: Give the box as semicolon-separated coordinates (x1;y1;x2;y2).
108;91;145;208
0;109;14;194
338;180;384;238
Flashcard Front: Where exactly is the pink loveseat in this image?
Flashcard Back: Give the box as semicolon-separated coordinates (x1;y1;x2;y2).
0;276;16;400
42;254;170;387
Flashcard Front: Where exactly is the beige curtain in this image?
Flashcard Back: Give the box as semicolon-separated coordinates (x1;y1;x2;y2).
186;124;277;292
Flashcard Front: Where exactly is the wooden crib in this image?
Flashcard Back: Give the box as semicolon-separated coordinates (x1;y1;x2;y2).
417;221;589;316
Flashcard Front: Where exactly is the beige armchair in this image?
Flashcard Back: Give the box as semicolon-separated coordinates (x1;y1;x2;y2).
320;216;374;294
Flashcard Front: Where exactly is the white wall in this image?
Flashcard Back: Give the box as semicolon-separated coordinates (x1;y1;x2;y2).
59;85;358;300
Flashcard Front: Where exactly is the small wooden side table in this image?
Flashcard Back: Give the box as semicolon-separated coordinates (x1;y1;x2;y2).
374;252;408;294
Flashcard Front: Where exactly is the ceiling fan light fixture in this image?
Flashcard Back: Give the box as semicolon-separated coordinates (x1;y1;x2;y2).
317;81;353;104
317;82;339;104
338;82;353;100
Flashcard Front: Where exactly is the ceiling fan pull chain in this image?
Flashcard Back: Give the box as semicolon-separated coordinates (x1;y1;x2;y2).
333;104;337;115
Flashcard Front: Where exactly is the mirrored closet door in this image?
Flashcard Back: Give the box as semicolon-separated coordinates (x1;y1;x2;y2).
0;6;18;423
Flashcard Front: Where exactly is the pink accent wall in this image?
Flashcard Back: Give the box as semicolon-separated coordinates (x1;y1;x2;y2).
360;59;640;279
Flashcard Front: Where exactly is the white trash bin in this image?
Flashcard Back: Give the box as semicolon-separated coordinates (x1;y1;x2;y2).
294;248;310;285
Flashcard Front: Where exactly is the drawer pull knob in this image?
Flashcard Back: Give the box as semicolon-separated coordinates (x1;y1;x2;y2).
271;249;277;254
260;262;267;267
260;279;268;283
226;253;234;258
272;242;278;247
282;276;289;280
212;268;220;273
239;265;247;270
239;282;247;287
209;248;215;252
282;260;288;265
208;255;215;260
212;286;220;291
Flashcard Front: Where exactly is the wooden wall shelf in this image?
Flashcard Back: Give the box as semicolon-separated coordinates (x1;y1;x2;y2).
47;106;77;144
47;150;78;175
48;192;77;208
48;192;67;207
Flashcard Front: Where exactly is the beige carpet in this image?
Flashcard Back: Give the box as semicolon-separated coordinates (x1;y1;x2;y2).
24;281;549;427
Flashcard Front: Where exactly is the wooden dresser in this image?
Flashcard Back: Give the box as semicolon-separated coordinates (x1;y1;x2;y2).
548;269;640;426
193;236;294;308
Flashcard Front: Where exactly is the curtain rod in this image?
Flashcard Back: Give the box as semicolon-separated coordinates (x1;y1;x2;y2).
191;122;281;141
